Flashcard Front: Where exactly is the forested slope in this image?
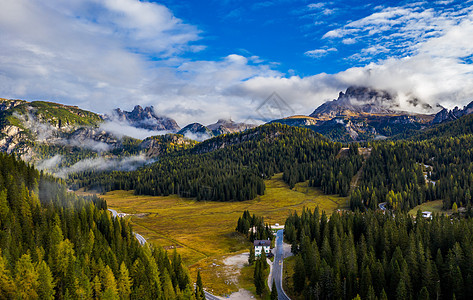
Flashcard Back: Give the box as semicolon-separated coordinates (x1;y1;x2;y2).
351;134;473;212
285;208;473;300
69;124;363;201
0;152;196;299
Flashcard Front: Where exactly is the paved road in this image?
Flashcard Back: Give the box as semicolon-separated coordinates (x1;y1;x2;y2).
134;233;147;245
108;209;147;245
274;229;291;300
379;202;387;211
204;290;221;300
108;208;118;217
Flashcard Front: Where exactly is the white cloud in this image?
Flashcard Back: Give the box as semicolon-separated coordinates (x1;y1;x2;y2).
1;0;473;128
36;155;62;171
342;38;357;45
234;15;473;115
55;154;153;178
100;120;171;140
322;4;473;61
307;3;324;10
305;48;337;58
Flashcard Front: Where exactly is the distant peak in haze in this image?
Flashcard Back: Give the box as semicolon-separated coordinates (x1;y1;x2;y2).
110;105;180;131
207;118;256;135
310;86;434;119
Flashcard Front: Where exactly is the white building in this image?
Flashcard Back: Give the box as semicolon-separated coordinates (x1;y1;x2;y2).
422;211;432;219
254;240;271;256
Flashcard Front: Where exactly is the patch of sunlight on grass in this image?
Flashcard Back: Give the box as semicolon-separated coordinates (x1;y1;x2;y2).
408;199;449;216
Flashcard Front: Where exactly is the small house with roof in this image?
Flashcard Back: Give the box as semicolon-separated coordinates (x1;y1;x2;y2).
254;240;271;256
422;211;432;219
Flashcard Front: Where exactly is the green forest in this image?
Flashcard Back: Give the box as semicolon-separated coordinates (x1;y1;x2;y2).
68;124;362;201
0;152;197;299
350;134;473;212
285;208;473;300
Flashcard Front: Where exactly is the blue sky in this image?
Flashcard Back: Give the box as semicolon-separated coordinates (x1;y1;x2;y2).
1;0;473;126
158;0;472;75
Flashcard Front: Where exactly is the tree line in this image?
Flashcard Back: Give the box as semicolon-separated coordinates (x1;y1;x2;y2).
0;152;198;299
285;207;473;300
236;210;274;242
350;134;473;212
69;124;362;202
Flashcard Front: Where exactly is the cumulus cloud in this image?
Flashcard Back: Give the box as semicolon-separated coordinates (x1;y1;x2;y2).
1;0;473;127
234;15;473;114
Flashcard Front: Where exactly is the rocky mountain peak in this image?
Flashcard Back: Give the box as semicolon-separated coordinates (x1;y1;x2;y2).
110;105;180;131
207;118;256;135
432;101;473;124
310;86;401;119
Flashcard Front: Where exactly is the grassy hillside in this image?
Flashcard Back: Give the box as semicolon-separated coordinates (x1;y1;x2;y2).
4;100;103;127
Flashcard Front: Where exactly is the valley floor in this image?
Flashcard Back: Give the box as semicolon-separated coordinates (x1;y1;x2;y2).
100;173;349;296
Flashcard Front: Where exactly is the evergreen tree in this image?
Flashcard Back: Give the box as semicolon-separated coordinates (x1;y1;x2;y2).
101;265;118;300
117;262;132;300
0;251;15;299
419;286;429;300
249;247;255;265
270;279;278;300
37;260;55;300
195;271;205;300
15;254;39;299
254;255;266;296
293;255;306;293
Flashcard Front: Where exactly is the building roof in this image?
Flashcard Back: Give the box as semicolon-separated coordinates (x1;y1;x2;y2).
254;240;271;247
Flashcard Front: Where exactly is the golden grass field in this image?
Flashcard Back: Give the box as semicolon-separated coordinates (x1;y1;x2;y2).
101;173;349;295
408;199;449;216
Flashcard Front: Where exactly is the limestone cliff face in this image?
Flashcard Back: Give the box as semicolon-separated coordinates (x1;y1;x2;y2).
432;101;473;124
268;87;439;142
110;105;180;131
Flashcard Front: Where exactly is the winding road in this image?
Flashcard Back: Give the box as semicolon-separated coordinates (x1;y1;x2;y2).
379;202;387;211
108;208;118;218
108;209;146;245
273;229;291;300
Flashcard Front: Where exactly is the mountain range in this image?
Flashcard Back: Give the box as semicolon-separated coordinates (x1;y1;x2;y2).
0;86;472;174
272;86;473;142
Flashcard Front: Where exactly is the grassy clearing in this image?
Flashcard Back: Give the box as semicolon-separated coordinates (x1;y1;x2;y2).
101;173;348;295
408;200;449;216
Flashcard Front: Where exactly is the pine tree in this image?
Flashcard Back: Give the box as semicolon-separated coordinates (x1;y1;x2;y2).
254;257;266;296
15;254;39;299
293;255;306;293
37;260;55;300
418;286;429;300
0;251;15;299
195;271;205;300
162;269;176;300
379;288;388;300
249;247;255;265
117;262;132;300
270;279;278;300
93;275;102;300
101;265;118;300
